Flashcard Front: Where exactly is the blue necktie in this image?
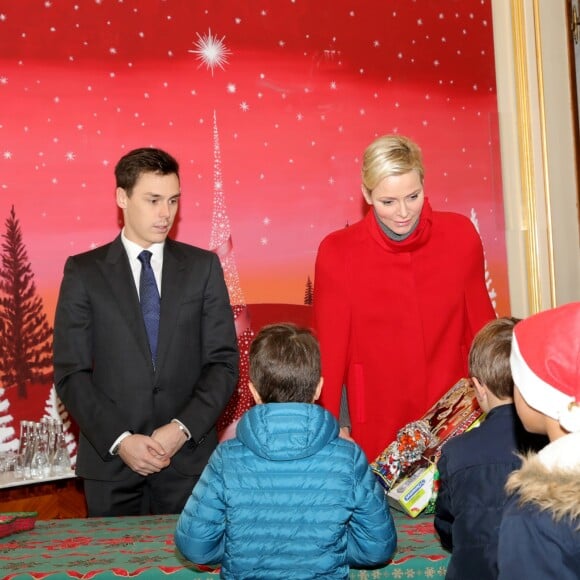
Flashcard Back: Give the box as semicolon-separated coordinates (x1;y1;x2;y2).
137;250;160;365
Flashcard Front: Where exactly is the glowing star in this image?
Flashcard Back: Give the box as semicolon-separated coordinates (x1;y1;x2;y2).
188;29;231;76
65;151;76;161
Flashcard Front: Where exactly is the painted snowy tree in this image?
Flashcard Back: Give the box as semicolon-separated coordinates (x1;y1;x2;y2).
43;385;78;468
304;276;314;306
0;206;53;398
470;208;498;312
191;29;255;433
0;385;19;452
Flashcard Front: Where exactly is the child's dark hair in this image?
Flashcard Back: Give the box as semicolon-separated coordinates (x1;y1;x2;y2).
468;317;521;399
249;323;321;403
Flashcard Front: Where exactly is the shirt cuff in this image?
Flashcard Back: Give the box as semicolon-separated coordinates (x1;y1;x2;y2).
109;431;132;455
171;418;192;441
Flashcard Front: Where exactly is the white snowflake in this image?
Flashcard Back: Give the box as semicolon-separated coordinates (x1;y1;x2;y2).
188;29;230;76
263;217;270;226
240;101;249;112
0;77;8;84
65;152;76;161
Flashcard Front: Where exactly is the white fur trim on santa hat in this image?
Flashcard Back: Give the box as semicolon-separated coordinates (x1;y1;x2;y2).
511;333;580;432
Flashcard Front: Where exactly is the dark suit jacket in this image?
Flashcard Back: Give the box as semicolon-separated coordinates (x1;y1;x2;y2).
53;235;239;482
434;404;547;580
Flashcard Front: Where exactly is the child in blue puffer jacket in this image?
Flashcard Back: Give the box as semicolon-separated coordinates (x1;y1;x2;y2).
175;322;397;579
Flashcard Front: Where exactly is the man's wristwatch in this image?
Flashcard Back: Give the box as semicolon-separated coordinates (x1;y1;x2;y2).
110;431;133;456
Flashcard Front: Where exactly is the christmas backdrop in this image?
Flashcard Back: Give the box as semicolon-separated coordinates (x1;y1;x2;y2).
0;0;508;453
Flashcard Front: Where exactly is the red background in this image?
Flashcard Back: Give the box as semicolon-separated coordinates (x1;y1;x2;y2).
0;0;508;449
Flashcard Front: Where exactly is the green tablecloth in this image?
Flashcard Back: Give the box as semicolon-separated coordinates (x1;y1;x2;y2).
0;510;449;579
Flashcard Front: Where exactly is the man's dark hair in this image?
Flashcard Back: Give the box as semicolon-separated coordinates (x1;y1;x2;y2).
114;147;180;194
249;323;321;403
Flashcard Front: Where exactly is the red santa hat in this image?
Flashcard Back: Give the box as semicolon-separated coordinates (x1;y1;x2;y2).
510;302;580;433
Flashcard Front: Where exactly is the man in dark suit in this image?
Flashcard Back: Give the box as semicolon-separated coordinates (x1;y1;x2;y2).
53;147;239;517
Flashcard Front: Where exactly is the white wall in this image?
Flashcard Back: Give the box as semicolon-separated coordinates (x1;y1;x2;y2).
492;0;580;316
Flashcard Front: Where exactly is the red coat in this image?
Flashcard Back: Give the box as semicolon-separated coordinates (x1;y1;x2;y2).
313;199;496;461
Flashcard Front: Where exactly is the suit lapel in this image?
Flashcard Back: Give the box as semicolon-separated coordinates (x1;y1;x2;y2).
99;236;152;366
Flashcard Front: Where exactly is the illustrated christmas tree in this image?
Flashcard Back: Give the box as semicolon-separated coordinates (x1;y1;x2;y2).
43;385;78;468
210;109;255;433
470;208;498;312
0;385;19;453
304;276;314;306
0;206;53;398
190;30;255;433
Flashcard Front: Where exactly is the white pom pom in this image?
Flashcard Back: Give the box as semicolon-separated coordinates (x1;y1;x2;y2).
558;402;580;433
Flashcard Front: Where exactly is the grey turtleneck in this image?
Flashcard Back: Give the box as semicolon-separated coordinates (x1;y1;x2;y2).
374;208;419;241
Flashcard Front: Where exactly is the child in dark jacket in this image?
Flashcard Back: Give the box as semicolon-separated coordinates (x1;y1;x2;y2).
498;302;580;579
434;317;546;580
175;323;397;579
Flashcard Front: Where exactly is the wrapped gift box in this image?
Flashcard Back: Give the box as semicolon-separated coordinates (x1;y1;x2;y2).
386;463;438;517
371;378;484;516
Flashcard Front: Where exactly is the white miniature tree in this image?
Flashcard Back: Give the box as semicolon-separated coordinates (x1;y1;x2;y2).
0;385;19;452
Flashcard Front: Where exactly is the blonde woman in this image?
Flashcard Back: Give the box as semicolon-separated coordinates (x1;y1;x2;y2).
313;134;496;461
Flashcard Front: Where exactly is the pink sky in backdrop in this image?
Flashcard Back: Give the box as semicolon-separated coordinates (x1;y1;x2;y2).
0;0;508;320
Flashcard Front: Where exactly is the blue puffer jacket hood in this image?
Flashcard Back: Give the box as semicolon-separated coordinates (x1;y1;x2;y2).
236;402;339;461
175;401;397;579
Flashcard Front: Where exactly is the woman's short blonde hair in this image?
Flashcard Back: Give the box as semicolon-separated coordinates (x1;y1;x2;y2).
361;135;424;194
